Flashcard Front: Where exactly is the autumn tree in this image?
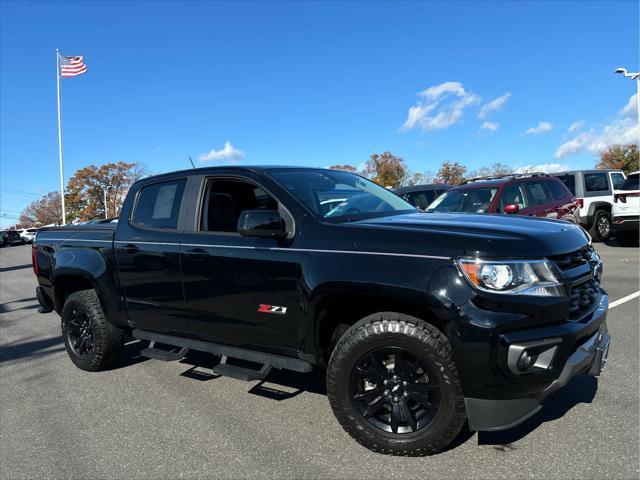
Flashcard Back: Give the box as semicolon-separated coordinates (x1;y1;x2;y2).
596;144;639;175
19;191;63;226
435;161;467;185
328;164;358;172
65;161;148;222
364;152;407;188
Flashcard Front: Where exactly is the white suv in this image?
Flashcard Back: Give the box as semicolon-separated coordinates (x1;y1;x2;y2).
18;228;38;244
551;169;626;242
612;171;639;246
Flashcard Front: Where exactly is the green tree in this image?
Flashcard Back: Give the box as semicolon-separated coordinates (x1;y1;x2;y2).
596;144;639;175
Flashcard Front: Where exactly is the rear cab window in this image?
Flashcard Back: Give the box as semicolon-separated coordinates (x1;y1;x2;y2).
132;179;186;229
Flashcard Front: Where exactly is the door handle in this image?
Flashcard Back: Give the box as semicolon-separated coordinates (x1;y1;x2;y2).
186;248;209;257
122;244;139;254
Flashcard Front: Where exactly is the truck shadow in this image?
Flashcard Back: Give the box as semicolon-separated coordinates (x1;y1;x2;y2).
478;374;597;446
0;336;65;363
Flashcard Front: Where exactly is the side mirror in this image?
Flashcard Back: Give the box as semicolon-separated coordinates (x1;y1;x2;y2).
237;210;287;239
504;204;520;214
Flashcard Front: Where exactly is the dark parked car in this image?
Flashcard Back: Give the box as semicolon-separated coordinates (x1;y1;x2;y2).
393;184;452;210
1;230;25;247
33;166;609;456
427;173;579;222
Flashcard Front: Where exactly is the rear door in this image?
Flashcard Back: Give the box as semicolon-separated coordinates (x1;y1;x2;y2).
114;177;188;334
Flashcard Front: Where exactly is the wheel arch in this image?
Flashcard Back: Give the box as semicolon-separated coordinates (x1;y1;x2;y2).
308;286;446;366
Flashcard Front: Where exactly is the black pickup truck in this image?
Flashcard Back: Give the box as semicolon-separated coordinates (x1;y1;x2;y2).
33;166;610;455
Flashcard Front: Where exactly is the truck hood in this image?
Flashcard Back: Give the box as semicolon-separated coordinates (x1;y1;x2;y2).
347;212;590;258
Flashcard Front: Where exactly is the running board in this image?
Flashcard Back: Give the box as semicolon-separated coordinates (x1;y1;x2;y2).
140;341;188;362
212;356;272;381
132;329;313;373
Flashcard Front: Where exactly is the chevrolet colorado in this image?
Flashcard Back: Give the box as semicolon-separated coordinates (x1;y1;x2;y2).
33;166;610;455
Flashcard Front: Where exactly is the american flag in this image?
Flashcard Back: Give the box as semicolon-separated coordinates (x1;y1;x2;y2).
59;54;87;78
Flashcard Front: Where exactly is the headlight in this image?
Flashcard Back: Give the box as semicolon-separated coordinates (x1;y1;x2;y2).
457;258;564;296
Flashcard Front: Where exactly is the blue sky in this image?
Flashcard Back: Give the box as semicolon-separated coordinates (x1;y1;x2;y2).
1;1;638;226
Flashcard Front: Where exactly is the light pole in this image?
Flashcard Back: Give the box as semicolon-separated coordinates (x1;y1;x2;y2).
615;67;640;147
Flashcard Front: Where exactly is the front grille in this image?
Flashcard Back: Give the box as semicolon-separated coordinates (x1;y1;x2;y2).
550;245;595;270
569;277;600;320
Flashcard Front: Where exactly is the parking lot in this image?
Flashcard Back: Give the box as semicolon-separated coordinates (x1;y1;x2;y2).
0;242;638;479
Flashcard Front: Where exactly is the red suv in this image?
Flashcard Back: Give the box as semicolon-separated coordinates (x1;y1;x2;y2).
426;173;579;222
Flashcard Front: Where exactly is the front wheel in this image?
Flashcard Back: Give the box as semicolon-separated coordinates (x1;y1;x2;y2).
326;312;466;456
61;289;124;371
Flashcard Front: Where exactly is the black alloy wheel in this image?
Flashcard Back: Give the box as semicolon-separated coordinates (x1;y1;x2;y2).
65;308;94;358
351;347;440;434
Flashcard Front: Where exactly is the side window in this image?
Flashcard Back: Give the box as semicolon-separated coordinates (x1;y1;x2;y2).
499;183;528;210
132;179;186;229
610;172;626;190
525;181;550;205
201;179;278;233
584;173;609;192
545;180;569;201
406;191;432;210
555;174;576;195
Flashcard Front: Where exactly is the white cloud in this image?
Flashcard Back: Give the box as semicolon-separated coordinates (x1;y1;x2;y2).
401;81;481;132
480;121;499;132
478;92;511;119
568;121;585;133
525;121;554;135
555;117;639;159
515;163;571;174
198;142;245;163
621;93;638;119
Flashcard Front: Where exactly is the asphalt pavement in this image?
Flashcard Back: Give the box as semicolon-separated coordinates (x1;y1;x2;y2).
1;242;638;479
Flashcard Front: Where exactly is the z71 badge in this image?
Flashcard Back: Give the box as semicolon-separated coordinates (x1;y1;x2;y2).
257;304;288;315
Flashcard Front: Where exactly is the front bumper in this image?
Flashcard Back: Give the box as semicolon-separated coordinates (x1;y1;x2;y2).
465;296;610;431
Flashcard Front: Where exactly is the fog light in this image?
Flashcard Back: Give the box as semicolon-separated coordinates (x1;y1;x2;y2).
517;351;534;370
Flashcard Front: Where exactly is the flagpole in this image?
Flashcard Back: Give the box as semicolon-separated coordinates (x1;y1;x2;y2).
56;49;66;224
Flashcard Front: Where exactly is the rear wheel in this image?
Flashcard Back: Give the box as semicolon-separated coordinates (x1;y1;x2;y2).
589;210;612;242
61;290;124;371
326;312;466;456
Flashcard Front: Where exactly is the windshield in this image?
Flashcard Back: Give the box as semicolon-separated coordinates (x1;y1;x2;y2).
269;170;415;221
620;173;639;191
427;187;499;213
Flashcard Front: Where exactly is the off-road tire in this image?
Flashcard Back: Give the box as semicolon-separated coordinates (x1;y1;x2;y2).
326;312;466;456
61;289;124;371
589;210;612;242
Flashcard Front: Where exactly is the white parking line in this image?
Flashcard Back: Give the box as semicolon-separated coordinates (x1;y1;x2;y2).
609;291;640;309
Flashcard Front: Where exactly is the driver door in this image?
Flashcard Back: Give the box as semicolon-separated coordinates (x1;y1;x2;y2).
179;176;301;352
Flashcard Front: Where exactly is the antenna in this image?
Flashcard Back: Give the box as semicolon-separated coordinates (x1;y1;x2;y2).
188;155;195;168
